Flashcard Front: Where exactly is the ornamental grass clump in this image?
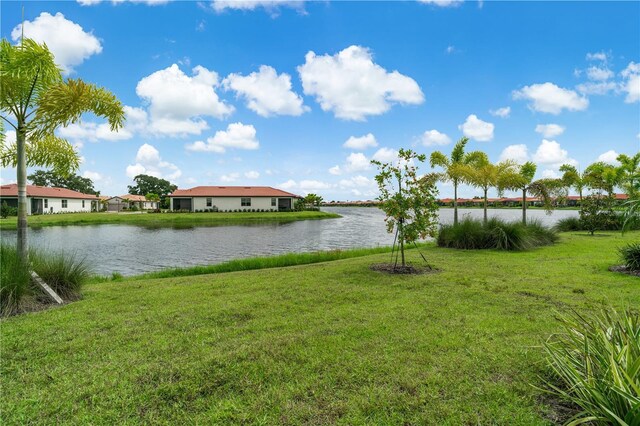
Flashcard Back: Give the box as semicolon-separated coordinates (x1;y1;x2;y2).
619;242;640;272
0;244;32;316
437;217;557;251
543;308;640;425
30;250;91;299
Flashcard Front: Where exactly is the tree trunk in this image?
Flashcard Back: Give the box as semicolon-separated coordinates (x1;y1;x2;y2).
16;121;29;264
397;175;405;267
453;181;458;226
522;188;527;225
483;187;488;225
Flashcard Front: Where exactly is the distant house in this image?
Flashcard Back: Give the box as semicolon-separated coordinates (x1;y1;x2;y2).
105;194;158;212
168;186;301;212
0;183;99;215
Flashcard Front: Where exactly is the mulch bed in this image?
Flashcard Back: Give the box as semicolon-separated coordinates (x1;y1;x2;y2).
369;263;439;275
609;265;640;277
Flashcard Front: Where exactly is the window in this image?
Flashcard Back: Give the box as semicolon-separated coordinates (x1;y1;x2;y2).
82;200;85;208
271;198;276;207
206;198;212;207
241;197;251;207
44;199;48;209
61;199;68;208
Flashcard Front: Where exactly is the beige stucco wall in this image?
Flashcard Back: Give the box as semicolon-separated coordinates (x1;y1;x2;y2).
192;196;282;211
33;197;94;214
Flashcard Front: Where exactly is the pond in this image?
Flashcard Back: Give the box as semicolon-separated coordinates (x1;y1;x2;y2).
0;207;578;276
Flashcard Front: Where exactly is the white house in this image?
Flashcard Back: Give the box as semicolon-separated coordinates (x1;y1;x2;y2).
0;184;100;215
105;194;159;212
169;186;301;212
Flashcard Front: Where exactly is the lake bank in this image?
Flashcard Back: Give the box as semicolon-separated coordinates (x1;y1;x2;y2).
2;232;638;424
0;210;340;230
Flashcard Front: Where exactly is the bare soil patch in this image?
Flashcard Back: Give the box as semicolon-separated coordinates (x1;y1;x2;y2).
609;265;640;277
369;263;439;275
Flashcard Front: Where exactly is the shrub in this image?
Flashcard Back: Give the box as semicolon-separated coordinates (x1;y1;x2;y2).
1;201;18;219
31;250;91;299
0;244;32;316
543;308;640;425
437;217;557;251
554;217;582;232
580;194;617;235
619;242;640;271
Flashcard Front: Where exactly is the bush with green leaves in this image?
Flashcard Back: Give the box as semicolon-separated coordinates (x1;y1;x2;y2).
437;217;557;251
579;194;618;235
554;217;583;232
1;201;17;218
619;242;640;271
543;308;640;425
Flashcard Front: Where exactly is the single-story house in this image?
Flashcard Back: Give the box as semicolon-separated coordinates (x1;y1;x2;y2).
105;194;158;212
0;183;99;215
169;186;301;212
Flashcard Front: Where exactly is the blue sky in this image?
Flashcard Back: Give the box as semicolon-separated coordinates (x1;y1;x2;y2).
1;0;639;200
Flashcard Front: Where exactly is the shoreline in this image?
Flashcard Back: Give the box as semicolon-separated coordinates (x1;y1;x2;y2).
0;210;341;230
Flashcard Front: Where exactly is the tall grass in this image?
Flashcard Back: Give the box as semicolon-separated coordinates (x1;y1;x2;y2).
619;242;640;272
437;218;557;251
130;246;397;280
555;213;640;233
543;308;640;425
31;250;91;299
0;244;32;316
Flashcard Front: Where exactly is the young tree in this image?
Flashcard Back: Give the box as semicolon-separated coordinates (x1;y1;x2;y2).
28;169;99;195
128;174;177;209
559;164;587;204
580;194;616;236
372;149;439;268
584;161;622;197
304;193;323;208
430;137;485;225
464;155;519;224
0;38;124;262
145;193;161;209
616;152;640;198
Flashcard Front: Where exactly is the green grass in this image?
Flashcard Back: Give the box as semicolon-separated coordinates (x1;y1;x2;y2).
1;232;639;424
124;246;400;281
0;210;341;230
0;244;32;316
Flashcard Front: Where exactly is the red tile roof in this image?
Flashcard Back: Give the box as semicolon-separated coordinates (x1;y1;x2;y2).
0;184;99;200
118;194;148;202
169;186;301;198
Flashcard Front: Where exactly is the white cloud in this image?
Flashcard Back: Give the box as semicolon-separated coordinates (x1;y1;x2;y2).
418;0;463;7
541;169;559;179
298;45;424;121
343;133;378;150
597;150;620;165
372;147;399;164
11;12;102;74
534;123;565;138
223;65;308;117
512;82;589;114
220;173;240;182
459;114;494;141
136;64;234;136
244;170;260;179
576;81;618;96
58;106;146;142
339;175;375;188
499;144;529;164
4;130;17;145
328;165;342;175
126;143;181;180
489;106;511;118
586;66;613;81
279;179;332;195
186;122;259;153
82;170;103;181
420;129;452;146
621;62;640;103
212;0;304;12
344;152;370;172
445;45;456;54
586;51;608;62
532;139;577;168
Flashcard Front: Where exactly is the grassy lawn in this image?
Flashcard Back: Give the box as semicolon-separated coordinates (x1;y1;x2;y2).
1;232;638;424
0;210;340;230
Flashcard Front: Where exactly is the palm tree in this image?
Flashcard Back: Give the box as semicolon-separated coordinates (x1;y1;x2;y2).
0;38;124;263
510;161;537;225
463;156;519;224
559;164;587;204
616;152;640;198
430;137;485;225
